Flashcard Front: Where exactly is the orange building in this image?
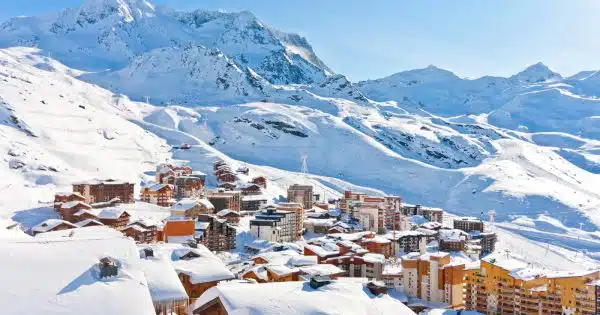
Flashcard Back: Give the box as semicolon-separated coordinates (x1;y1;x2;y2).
464;253;600;315
161;219;196;243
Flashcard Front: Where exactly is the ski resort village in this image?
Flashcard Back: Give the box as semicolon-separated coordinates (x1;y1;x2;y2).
3;0;600;314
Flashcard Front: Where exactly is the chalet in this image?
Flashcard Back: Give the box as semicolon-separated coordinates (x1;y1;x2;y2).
156;163;193;184
31;219;77;236
169;246;235;301
213;159;227;171
174;175;205;199
217;173;237;184
90;197;121;209
53;192;86;210
323;253;385;281
251;176;267;189
217;181;237;191
170;198;214;218
123;219;158;243
214;166;232;177
240;183;261;195
74;219;104;228
97;208;131;230
196;214;236;252
241;194;268;211
216;209;241;225
384;230;428;255
304;218;336;234
236;166;250;175
161;218;196;244
265;265;300;282
207;190;241;212
241;266;269;283
72;179;135;204
138;248;189;315
189;279;416;315
58;200;92;222
72;209;99;223
140;184;175;207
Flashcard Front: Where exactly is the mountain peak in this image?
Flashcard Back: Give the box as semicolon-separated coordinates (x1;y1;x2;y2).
511;62;562;83
78;0;156;22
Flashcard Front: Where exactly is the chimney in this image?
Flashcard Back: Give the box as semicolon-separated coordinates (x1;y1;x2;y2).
98;257;118;279
366;281;388;295
309;276;331;289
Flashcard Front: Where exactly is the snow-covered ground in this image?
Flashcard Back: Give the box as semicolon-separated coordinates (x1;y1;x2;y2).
2;0;600;272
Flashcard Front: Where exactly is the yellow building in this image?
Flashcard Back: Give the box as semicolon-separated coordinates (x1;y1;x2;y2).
464;252;600;315
401;252;465;309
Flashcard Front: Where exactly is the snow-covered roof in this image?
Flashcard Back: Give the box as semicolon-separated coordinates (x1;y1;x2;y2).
167;235;194;244
191;278;416;315
288;255;318;267
0;237;155;315
363;253;386;264
31;219;77;233
198;198;215;209
299;264;344;276
35;226;123;239
265;264;299;276
361;236;391;244
170;198;198;211
241;194;268;201
438;229;468;241
55;191;84;198
195;221;211;230
216;209;239;217
304;218;336;227
143;184;171;192
383;230;424;240
304;243;339;257
137;253;188;304
74;219;104;227
74;209;96;217
421;309;482;315
169;245;235;284
241;265;268;281
97;207;128;219
254;249;300;265
62;200;90;209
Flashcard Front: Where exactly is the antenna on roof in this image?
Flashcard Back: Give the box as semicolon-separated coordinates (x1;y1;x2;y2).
505;249;510;259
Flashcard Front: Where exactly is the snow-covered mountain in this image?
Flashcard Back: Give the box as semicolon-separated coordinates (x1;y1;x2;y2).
2;0;600;242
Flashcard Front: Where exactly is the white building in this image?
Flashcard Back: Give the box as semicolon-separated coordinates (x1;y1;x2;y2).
250;209;297;242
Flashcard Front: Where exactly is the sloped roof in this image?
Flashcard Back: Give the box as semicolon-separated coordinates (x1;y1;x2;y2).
191;278;416;315
97;208;129;219
0;236;155;315
31;219;77;233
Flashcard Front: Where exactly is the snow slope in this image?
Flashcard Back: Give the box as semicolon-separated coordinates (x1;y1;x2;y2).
2;0;600;269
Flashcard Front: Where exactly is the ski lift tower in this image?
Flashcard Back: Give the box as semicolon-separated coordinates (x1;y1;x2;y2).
300;153;308;175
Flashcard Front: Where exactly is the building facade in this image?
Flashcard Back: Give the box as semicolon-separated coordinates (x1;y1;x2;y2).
72;179;135;204
464;256;600;315
287;184;313;209
401;252;465;309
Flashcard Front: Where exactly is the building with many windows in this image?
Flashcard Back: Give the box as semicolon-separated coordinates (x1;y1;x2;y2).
401;252;465;309
464;252;600;315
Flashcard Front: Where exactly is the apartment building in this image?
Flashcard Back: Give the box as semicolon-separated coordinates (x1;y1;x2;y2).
464;253;600;315
287;184;313;209
453;217;484;233
250;209;297;242
72;179;134;204
401;252;465;309
276;202;304;238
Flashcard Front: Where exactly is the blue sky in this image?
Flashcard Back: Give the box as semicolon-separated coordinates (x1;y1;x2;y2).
1;0;600;81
